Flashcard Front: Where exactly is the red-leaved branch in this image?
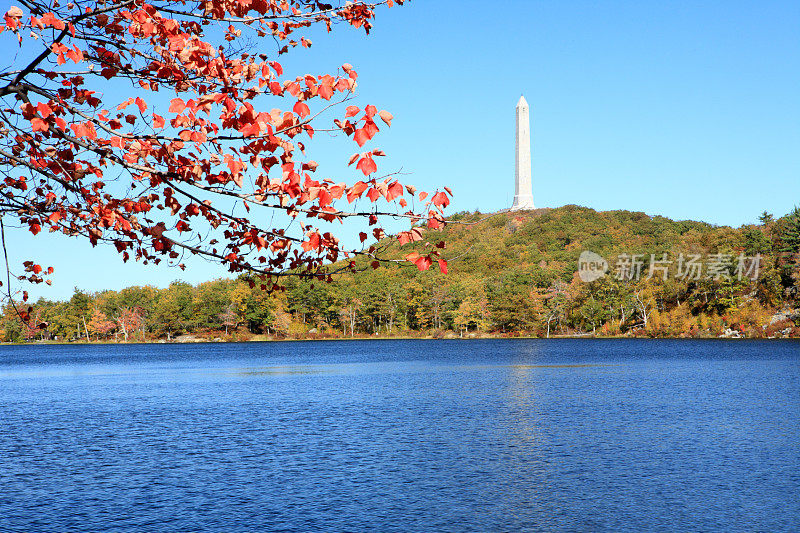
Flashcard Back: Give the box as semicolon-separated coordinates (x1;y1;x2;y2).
0;0;451;307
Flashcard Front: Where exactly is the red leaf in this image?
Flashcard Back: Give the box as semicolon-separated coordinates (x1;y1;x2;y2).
329;183;345;199
363;120;379;140
31;118;48;132
40;12;64;30
135;97;146;113
65;45;83;63
353;128;369;147
438;259;448;274
356;154;377;175
345;105;360;118
293;100;310;118
152;114;165;128
378;110;393;126
397;230;420;245
301;231;320;252
239;122;261;137
432;191;450;208
427;211;445;229
318;84;334;100
36;102;52;118
317;188;332;207
285;82;301;97
386;181;403;201
364;105;377;118
346;181;368;203
70;122;97;140
169;98;185;113
405;252;432;271
117;99;134;111
367;188;380;202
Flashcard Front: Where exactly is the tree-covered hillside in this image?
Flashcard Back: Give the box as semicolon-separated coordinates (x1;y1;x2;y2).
4;205;799;341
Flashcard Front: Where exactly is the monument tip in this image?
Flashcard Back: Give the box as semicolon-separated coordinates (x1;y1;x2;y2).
516;95;528;108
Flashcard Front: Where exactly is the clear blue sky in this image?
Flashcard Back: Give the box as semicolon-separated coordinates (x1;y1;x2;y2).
5;0;799;300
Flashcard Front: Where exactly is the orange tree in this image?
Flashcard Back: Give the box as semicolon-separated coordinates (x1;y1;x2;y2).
0;0;450;322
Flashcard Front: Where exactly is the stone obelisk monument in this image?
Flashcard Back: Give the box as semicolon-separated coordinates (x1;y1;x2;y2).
511;95;535;211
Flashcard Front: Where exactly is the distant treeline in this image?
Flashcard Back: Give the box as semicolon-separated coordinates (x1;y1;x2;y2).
4;205;799;342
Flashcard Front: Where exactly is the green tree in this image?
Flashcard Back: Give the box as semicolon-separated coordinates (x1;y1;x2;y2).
61;288;92;342
578;297;605;334
152;282;195;339
778;207;800;295
192;279;236;331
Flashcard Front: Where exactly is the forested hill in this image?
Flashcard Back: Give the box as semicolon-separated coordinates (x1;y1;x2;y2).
4;205;799;342
397;205;734;283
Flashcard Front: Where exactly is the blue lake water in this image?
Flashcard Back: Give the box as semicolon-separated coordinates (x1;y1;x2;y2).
1;339;799;532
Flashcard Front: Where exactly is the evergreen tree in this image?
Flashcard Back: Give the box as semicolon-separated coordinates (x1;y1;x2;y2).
779;207;800;255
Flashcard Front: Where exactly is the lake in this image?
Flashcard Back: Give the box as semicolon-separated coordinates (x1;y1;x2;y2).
1;339;798;531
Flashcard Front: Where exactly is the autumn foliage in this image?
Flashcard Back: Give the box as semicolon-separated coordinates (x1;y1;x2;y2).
0;0;451;309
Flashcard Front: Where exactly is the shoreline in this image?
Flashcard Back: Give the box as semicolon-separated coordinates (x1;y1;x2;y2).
4;334;799;346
